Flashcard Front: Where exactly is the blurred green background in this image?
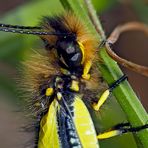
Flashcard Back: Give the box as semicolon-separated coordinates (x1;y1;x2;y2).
0;0;147;148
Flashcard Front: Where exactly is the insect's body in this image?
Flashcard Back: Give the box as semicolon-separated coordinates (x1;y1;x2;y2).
38;75;99;148
0;11;147;148
20;12;100;147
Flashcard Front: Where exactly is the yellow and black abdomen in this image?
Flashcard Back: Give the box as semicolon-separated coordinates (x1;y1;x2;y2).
38;95;99;148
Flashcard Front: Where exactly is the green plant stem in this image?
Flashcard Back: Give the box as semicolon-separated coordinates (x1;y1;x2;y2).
84;0;106;39
60;0;148;147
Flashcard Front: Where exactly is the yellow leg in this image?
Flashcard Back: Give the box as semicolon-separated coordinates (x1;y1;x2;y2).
93;89;110;111
93;75;127;111
97;123;148;139
82;60;92;80
97;130;122;139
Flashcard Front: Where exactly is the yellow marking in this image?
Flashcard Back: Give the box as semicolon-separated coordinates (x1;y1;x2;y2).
70;80;79;92
57;92;62;100
38;100;60;148
78;41;92;80
74;96;100;148
93;89;110;111
97;130;121;139
82;60;92;80
78;41;85;64
46;88;54;96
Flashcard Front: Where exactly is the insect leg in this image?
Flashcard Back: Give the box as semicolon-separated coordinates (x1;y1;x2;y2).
82;60;92;80
93;75;127;111
97;122;148;139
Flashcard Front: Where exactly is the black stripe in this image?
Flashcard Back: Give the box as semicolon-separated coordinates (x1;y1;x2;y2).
56;91;82;148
